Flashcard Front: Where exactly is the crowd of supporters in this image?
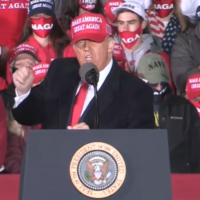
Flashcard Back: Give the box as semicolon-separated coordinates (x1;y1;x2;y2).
0;0;200;174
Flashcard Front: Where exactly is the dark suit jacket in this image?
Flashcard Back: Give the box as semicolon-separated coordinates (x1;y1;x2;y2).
12;58;155;129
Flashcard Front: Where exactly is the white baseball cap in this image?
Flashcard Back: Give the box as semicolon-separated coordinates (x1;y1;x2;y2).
180;0;200;19
124;0;151;10
112;1;147;20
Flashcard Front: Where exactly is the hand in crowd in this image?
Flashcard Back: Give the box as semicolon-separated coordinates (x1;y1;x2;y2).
12;66;34;96
67;122;90;130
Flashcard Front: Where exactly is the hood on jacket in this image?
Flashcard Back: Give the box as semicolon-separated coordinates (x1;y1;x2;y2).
124;33;163;71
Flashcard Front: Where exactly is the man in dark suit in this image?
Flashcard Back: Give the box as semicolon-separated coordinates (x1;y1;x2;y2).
12;13;154;130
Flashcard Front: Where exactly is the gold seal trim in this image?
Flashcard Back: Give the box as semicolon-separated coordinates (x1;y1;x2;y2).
69;142;126;199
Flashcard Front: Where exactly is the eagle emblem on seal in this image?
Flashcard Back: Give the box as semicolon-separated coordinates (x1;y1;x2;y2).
85;156;112;185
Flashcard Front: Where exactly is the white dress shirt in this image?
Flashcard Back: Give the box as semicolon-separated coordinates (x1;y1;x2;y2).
14;59;113;117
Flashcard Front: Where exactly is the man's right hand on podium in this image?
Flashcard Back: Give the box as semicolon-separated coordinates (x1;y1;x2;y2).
13;66;34;96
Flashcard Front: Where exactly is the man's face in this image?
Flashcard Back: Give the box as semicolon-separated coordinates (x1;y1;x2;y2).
73;37;115;71
148;82;166;91
14;53;37;69
117;11;142;32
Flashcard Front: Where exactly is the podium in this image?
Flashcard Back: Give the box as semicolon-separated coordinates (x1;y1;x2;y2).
19;129;172;200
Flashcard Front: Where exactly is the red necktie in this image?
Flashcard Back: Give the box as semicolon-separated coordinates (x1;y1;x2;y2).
70;83;88;126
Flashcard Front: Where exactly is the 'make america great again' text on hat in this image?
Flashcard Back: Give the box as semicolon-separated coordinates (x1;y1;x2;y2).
71;13;113;44
28;0;55;17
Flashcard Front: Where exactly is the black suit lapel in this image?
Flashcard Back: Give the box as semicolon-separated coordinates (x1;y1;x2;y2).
58;84;78;128
79;60;121;128
58;60;80;128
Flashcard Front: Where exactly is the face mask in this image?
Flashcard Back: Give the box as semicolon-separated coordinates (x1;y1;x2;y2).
118;26;142;49
30;17;54;38
79;0;97;11
153;85;167;104
154;0;174;18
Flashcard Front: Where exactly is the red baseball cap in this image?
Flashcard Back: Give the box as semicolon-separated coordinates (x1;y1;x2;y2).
79;0;97;11
113;43;126;61
71;13;113;44
104;0;123;22
32;62;49;85
186;73;200;99
9;43;39;64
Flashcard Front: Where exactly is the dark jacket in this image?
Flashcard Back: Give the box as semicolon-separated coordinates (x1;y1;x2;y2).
12;58;155;129
0;95;7;173
171;28;200;95
158;94;200;173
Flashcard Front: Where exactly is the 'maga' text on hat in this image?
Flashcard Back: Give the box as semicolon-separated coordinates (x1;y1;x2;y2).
148;60;165;71
72;16;103;27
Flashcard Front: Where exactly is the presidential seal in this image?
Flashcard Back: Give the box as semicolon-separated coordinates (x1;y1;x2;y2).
69;142;126;198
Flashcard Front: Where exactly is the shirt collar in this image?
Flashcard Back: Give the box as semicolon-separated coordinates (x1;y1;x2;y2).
97;58;113;90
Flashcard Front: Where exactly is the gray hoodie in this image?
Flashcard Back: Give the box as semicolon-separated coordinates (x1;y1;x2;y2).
123;34;162;72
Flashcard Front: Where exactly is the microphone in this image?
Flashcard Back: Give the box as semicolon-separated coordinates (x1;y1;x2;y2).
79;63;100;129
79;63;99;86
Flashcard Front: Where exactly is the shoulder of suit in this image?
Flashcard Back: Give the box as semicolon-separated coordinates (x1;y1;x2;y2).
119;69;152;93
45;58;79;80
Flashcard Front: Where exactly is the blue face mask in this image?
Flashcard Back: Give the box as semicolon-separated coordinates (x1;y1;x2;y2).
152;85;167;105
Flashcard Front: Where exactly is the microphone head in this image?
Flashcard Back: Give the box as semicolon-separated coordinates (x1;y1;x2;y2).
79;63;99;85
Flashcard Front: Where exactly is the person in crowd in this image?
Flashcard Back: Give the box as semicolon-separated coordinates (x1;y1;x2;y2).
62;0;104;57
112;1;173;88
113;41;130;72
17;0;70;62
147;0;187;54
0;0;29;91
180;0;200;26
2;44;49;174
103;0;123;33
137;53;200;173
171;5;200;95
54;0;68;19
0;95;7;174
185;72;200;118
5;0;70;86
60;0;104;35
12;13;155;130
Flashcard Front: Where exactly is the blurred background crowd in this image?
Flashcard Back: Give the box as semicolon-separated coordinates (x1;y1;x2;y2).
0;0;200;174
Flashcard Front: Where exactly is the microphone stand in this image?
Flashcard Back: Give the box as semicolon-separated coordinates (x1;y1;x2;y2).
92;69;99;129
